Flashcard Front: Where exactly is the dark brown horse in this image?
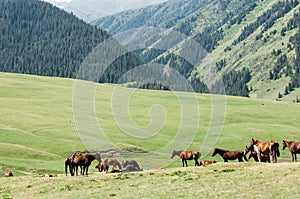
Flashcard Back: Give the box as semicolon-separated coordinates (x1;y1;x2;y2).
200;160;217;166
64;152;82;176
171;150;201;167
70;152;101;176
243;145;270;162
212;148;247;162
250;138;280;163
282;140;300;161
122;160;141;171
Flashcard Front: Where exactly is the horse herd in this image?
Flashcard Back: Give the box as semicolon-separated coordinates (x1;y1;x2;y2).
64;151;142;176
64;138;300;176
171;138;300;167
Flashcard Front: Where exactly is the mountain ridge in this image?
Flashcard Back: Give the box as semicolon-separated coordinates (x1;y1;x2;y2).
95;0;300;101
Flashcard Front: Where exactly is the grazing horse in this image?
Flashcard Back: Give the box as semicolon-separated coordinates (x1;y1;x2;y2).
200;160;217;166
282;140;300;161
243;145;270;162
95;162;109;172
95;158;122;172
250;138;280;163
122;160;141;171
171;150;201;167
212;148;247;162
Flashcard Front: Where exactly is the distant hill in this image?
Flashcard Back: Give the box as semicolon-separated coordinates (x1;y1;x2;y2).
0;0;142;81
95;0;300;101
43;0;168;22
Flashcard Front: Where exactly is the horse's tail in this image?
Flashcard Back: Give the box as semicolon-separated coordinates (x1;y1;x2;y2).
65;161;68;176
273;142;280;157
276;147;280;157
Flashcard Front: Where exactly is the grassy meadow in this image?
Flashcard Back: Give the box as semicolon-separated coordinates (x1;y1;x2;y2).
1;72;300;198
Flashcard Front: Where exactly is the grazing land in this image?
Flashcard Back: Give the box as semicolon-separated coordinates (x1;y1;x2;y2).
1;72;300;198
1;163;300;198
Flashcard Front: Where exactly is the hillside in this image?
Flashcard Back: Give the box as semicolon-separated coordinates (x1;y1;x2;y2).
1;72;300;175
95;0;300;101
0;0;142;82
1;163;300;198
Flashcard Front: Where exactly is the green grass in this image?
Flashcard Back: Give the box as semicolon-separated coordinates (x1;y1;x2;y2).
1;163;300;198
1;72;300;197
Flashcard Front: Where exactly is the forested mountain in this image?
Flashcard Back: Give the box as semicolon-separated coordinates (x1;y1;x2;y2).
0;0;142;81
95;0;300;101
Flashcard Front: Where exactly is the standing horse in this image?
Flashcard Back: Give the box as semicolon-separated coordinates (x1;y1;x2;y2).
282;140;300;161
250;138;280;163
65;152;82;176
70;152;101;176
243;145;270;162
171;150;201;167
212;148;247;162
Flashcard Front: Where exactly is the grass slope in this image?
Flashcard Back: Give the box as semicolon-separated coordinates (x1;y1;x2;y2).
1;163;300;198
1;72;300;193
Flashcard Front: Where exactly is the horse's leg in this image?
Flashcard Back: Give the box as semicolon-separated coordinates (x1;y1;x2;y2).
295;154;297;162
291;152;295;161
85;166;89;175
238;156;243;162
182;159;185;167
185;160;188;167
257;152;262;162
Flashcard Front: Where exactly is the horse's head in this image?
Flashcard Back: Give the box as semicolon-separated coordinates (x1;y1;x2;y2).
250;138;259;145
243;145;253;155
282;140;287;150
171;151;176;159
211;148;218;157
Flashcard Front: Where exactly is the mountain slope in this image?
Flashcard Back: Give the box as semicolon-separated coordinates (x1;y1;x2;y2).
44;0;168;22
0;0;143;82
95;0;300;101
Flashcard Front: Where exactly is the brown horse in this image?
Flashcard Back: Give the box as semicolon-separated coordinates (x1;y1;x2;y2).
95;162;109;172
250;138;280;163
212;148;247;162
70;152;101;176
122;160;141;171
65;152;82;176
282;140;300;161
171;150;201;167
95;158;122;172
200;160;217;166
243;145;270;162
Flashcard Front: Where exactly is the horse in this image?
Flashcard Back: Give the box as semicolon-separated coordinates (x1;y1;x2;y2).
243;145;270;162
95;158;122;172
70;152;101;176
250;138;280;163
95;162;109;172
212;148;247;162
4;172;13;177
122;160;141;171
65;152;82;176
200;160;217;166
171;150;201;167
122;165;142;172
282;140;300;161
